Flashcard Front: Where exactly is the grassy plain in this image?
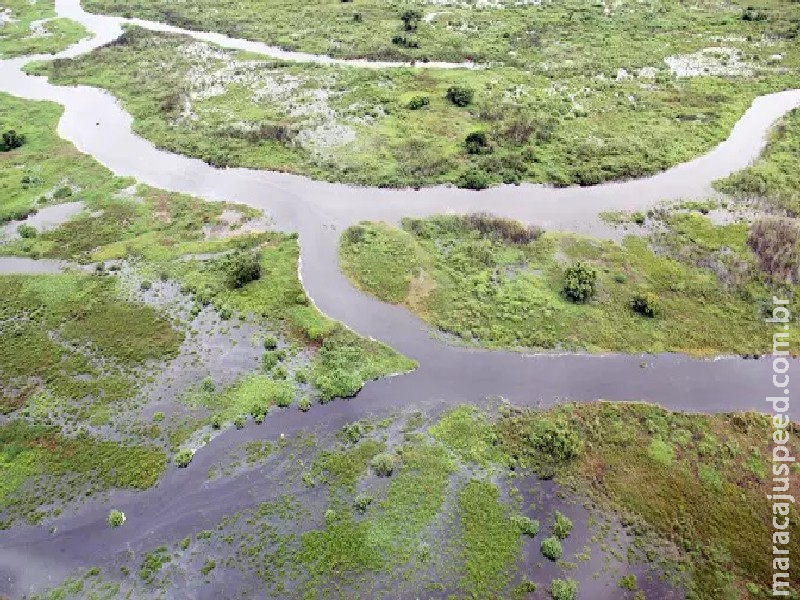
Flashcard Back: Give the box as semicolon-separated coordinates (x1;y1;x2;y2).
0;0;87;58
31;11;800;187
339;211;796;354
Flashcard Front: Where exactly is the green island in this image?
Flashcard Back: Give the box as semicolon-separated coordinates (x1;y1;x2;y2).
27;3;800;187
0;0;88;58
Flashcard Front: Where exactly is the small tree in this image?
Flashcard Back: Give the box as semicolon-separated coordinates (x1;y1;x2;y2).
174;449;194;468
630;291;659;317
512;515;540;537
224;250;261;289
464;131;491;155
552;511;573;539
549;578;578;600
370;452;396;477
446;86;474;107
541;536;563;561
107;509;125;527
563;262;597;302
1;130;25;152
400;9;422;31
407;95;430;110
298;395;312;412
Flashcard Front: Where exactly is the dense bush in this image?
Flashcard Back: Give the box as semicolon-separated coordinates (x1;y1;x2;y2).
529;419;582;463
174;449;193;468
370;452;396;476
1;130;25;151
107;509;125;527
457;169;491;190
400;9;421;31
446;86;474;107
464;131;491;155
563;262;597;302
540;536;563;561
551;511;573;539
512;515;540;537
407;95;430;110
16;224;37;239
354;493;373;513
298;395;312;412
263;335;278;350
630;291;660;317
223;250;261;289
549;578;578;600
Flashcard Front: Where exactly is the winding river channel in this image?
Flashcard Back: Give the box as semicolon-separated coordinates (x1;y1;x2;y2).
1;0;799;595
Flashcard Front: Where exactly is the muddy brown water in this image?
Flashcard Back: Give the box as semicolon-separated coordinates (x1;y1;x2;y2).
0;1;798;596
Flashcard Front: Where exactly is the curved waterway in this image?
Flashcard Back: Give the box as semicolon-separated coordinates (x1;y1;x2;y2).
0;0;798;417
0;0;798;596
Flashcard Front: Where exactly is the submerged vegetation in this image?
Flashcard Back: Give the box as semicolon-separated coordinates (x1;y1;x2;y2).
339;210;798;354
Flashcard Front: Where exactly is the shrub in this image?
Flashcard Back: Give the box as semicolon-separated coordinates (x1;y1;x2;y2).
271;364;288;381
210;414;223;429
512;515;540;537
630;291;660;317
152;412;165;423
464;131;491;155
563;262;597;302
223;250;261;289
1;130;25;151
261;350;281;371
233;415;246;429
17;224;37;239
342;421;365;443
541;536;563;561
407;95;430;110
174;449;193;468
549;578;578;600
400;9;421;31
391;35;419;48
201;376;215;393
618;574;637;591
294;367;309;384
457;169;491;190
446;86;474;107
274;387;292;407
370;452;396;477
298;396;312;412
263;335;278;350
552;511;573;539
529;420;581;462
354;493;373;513
107;509;125;527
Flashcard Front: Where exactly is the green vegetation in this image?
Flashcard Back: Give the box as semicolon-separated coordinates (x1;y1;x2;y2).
540;536;563;561
498;402;800;597
339;213;798;354
0;0;87;58
174;449;193;468
457;479;522;595
549;578;578;600
715;107;800;215
551;511;573;540
32;9;800;188
106;509;125;527
0;420;165;524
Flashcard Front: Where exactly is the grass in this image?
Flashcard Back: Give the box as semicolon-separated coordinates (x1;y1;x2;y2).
457;479;522;595
30;16;800;188
715;107;800;215
0;0;87;59
0;420;165;525
338;213;796;354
